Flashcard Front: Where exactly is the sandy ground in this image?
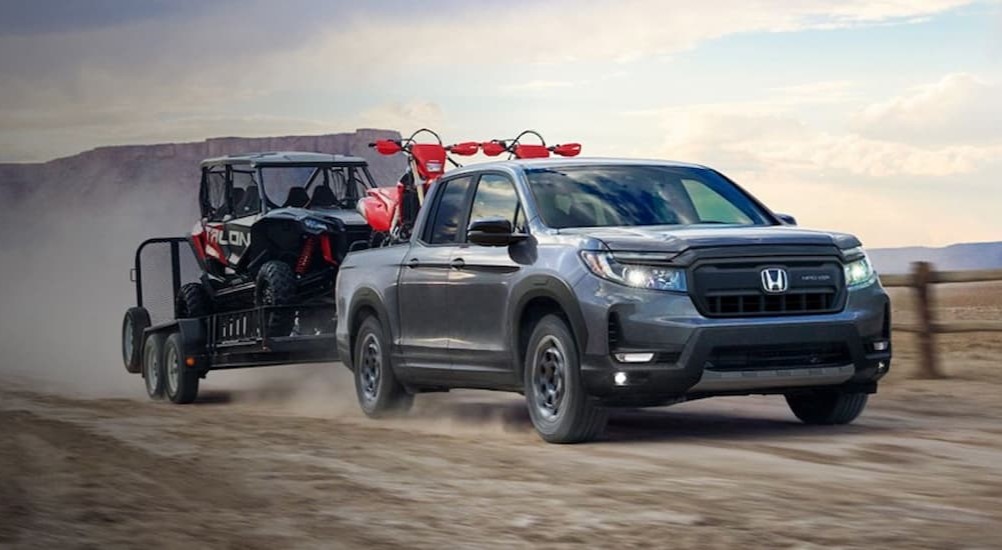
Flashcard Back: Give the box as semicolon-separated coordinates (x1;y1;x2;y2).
2;283;1001;549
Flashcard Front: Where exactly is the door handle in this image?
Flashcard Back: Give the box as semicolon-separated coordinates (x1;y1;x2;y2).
450;257;465;270
407;257;420;268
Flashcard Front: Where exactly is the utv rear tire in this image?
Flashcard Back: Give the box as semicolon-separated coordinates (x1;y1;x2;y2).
176;282;212;319
353;315;412;417
786;390;868;425
524;315;608;443
142;333;165;400
256;261;296;337
123;307;150;373
164;332;199;404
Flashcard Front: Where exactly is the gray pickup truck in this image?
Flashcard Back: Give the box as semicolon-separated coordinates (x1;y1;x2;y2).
335;158;891;443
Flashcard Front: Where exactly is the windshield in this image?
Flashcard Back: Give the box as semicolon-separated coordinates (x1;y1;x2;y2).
260;166;372;210
526;165;773;229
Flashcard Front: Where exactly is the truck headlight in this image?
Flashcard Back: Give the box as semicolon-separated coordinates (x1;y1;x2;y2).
580;251;687;292
843;248;876;289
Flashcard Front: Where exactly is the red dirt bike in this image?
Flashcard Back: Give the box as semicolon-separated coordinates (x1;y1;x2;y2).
480;129;582;160
359;128;478;246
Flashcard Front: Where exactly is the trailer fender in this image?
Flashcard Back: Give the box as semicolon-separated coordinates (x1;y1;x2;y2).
143;319;210;374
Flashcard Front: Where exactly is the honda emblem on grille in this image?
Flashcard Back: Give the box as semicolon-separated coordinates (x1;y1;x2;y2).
761;268;789;293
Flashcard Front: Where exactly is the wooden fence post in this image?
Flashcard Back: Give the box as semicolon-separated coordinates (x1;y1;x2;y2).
911;261;943;379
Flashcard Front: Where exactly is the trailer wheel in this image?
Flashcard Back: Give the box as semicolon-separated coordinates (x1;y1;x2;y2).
123;307;151;374
164;332;199;404
256;260;296;337
176;282;212;319
142;333;165;400
353;315;412;417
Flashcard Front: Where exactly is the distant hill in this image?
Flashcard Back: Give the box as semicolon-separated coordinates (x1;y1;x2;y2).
869;242;1002;274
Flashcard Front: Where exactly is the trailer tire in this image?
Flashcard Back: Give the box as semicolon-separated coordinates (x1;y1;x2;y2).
176;282;212;319
142;333;165;400
256;261;296;337
353;315;412;417
164;332;199;404
123;307;151;374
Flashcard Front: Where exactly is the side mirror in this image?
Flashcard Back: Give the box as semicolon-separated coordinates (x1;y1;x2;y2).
467;217;527;247
776;213;797;226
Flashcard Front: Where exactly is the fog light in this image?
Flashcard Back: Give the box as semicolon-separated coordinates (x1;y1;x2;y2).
872;340;889;352
614;352;655;363
613;372;628;386
877;361;888;372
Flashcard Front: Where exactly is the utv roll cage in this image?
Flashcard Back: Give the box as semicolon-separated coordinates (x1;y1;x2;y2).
198;152;377;220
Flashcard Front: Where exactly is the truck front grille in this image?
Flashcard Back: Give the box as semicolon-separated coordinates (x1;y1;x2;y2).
706;342;851;371
691;256;845;318
704;290;837;316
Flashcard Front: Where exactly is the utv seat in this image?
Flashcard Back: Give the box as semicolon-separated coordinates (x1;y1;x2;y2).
283;187;310;208
310;185;338;208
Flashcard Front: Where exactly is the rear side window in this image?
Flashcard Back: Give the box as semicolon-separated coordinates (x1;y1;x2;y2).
203;170;228;221
426;176;472;244
468;174;524;236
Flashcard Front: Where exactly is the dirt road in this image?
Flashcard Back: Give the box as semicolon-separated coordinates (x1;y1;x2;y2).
3;362;1002;549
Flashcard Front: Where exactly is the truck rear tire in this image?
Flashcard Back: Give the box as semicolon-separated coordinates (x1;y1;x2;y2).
353;315;412;417
142;333;165;400
786;390;868;425
524;314;608;443
176;282;212;319
256;261;296;337
164;332;199;404
123;307;151;374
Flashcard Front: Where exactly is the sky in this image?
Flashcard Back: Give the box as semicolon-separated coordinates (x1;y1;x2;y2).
0;0;1000;247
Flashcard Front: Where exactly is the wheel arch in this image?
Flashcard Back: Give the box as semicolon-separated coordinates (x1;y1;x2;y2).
346;288;395;371
509;275;589;384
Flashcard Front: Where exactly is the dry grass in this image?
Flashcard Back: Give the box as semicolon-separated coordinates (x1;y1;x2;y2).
888;281;1002;382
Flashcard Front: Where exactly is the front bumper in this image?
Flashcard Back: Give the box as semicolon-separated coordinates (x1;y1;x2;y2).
574;276;891;406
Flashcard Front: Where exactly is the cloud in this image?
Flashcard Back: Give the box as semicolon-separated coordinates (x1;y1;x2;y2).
503;80;578;93
354;101;445;133
852;73;1002;145
635;73;1002;246
769;81;860;105
0;0;985;162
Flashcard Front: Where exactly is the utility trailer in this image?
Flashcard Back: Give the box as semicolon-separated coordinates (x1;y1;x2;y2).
121;237;338;403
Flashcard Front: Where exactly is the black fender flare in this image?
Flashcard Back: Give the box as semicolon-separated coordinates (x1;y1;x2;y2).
507;274;589;378
345;287;395;371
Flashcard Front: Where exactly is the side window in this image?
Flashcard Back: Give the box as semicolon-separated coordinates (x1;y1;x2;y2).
203;170;228;221
231;170;261;217
426;176;472;244
467;174;524;237
682;179;753;224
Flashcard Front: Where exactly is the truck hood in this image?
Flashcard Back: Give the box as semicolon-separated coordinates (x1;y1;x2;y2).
559;225;861;253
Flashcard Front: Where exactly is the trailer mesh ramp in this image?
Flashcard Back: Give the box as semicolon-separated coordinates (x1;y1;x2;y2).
135;238;201;325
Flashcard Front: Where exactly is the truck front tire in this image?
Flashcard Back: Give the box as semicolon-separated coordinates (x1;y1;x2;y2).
524;314;608;443
353;315;412;417
786;390;868;425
